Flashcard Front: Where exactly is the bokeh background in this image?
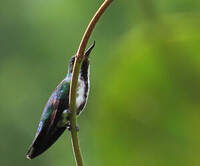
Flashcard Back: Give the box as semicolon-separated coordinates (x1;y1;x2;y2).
1;0;200;166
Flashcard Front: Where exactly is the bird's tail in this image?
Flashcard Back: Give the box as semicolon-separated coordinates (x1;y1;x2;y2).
26;126;66;159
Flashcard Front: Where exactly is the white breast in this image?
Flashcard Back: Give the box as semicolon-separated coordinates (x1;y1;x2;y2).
76;79;85;108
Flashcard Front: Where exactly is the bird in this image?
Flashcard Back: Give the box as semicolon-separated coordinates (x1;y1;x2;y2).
26;42;95;160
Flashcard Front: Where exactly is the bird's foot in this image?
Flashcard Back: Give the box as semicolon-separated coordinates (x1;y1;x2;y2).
63;110;72;120
66;122;80;132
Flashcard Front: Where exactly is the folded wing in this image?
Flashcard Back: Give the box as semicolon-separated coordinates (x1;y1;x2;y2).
27;80;70;159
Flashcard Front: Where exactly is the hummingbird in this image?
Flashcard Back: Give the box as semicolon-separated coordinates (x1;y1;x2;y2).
26;42;95;160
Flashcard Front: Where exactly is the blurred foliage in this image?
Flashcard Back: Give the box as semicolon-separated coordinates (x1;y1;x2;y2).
0;0;200;166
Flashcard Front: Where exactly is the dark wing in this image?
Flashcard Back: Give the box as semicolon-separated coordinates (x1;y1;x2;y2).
26;79;70;159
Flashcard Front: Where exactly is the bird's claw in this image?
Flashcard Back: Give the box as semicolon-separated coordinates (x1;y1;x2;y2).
66;123;79;132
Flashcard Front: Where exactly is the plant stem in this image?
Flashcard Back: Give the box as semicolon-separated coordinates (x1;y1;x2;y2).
68;0;114;166
77;0;114;58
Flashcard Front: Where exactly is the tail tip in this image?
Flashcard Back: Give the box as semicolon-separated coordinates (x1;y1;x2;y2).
26;154;32;160
26;147;34;160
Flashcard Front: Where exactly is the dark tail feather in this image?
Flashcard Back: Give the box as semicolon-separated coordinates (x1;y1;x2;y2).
26;126;66;159
84;41;95;58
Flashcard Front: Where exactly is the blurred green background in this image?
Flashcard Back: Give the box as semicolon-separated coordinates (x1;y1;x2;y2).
1;0;200;165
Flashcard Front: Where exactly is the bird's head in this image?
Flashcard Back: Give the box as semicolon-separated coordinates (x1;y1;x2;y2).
67;41;95;77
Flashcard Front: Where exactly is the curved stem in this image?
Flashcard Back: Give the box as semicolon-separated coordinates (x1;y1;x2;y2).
77;0;114;58
68;0;114;166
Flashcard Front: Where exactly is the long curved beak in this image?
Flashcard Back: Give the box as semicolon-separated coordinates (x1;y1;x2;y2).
84;41;95;58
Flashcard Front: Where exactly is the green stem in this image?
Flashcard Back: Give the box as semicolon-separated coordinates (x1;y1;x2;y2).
68;0;114;166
